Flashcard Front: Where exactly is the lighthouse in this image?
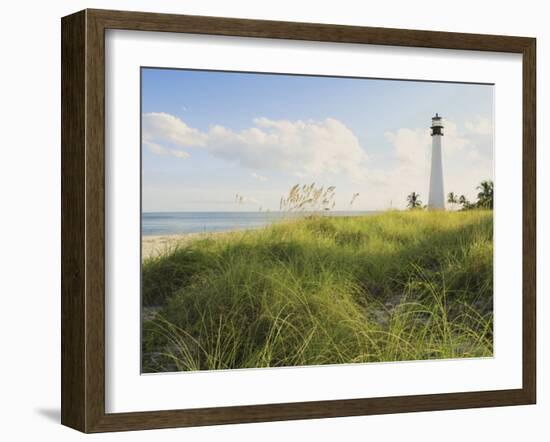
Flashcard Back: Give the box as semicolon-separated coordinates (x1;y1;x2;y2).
428;113;445;209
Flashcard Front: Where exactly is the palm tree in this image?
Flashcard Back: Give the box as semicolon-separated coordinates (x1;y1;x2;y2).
447;192;458;210
406;192;422;209
459;194;470;210
476;180;494;209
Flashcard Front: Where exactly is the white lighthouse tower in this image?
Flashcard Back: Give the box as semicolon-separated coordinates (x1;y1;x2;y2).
428;113;445;210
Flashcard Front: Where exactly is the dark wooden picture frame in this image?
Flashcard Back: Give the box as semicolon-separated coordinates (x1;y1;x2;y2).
61;8;536;433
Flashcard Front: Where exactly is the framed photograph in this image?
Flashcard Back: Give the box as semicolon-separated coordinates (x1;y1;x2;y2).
61;9;536;433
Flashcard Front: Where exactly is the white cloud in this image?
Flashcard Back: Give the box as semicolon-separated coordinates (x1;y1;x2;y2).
143;140;167;155
465;116;493;135
384;120;469;170
385;128;429;169
241;196;259;204
251;172;268;182
143;140;190;159
468;149;480;161
235;193;260;206
169;150;190;159
143;112;207;147
142;113;369;180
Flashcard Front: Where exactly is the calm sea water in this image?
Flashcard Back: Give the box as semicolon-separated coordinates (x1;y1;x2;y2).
142;211;378;236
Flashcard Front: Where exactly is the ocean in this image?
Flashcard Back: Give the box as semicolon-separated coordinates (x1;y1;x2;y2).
142;211;378;236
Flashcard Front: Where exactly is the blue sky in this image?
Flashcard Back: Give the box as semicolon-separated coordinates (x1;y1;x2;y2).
142;68;493;212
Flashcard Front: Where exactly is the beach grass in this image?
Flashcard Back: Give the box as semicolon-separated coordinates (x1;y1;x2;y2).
142;209;493;373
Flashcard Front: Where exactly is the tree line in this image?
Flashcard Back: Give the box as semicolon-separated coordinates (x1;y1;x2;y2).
407;180;493;210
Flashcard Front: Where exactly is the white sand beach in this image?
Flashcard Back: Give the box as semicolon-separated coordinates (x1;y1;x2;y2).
142;230;238;260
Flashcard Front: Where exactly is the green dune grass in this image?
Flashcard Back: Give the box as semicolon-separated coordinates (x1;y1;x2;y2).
142;210;493;373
